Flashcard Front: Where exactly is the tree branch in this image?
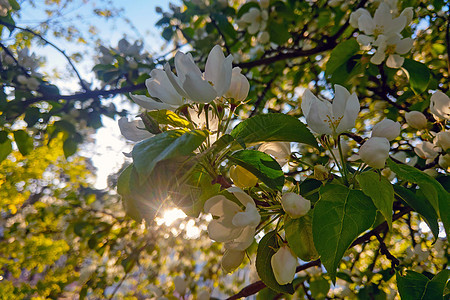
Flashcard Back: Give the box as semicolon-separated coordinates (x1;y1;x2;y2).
0;20;89;91
226;206;412;299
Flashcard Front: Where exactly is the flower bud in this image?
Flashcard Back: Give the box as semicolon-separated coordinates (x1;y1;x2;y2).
439;154;450;170
414;141;439;163
313;165;329;181
359;137;390;169
271;245;297;285
281;192;311;219
371;119;401;141
225;67;250;102
257;31;270;44
405;111;427;129
173;276;187;295
230;165;258;188
430;91;450;121
222;249;245;273
434;131;450;151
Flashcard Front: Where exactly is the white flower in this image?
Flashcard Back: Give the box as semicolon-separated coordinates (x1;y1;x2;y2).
239;7;268;35
225;67;250;102
439;154;450;170
359;137;390;169
414;141;440;164
221;249;245;273
405;111;427;129
350;8;371;29
357;3;406;38
130;69;184;111
371;119;401;141
271;245;297;285
257;31;270;44
258;142;291;166
204;187;260;251
118;117;153;142
173;276;187;295
280;193;311;219
430;91;450;121
434;130;450;151
301;85;360;136
164;45;233;103
391;151;418;167
118;38;143;56
370;34;413;68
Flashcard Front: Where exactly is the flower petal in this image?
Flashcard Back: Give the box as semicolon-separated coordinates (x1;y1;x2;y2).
386;54;404;68
227;187;255;206
183;73;218;103
204;46;233;96
232;203;260;227
207;219;242;242
332;84;351;119
129;93;175;111
335;92;359;134
224;226;255;251
118;117;153;142
204;195;241;218
146;69;183;106
395;38;413;54
307;100;333;135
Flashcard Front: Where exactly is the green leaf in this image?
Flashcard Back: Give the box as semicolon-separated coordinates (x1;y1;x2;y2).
387;158;449;237
214;13;236;39
313;184;377;283
8;0;20;10
0;137;12;163
147;109;190;128
256;231;295;294
357;171;394;229
132;129;207;184
13;130;34;156
397;269;450;300
402;59;430;94
268;20;291;45
394;185;439;240
285;214;319;261
228;150;285;191
310;276;330;300
162;26;174;41
63;139;78;159
230;113;318;148
325;39;360;76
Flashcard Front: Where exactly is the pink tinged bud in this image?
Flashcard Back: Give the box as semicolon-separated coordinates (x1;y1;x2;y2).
222;249;245;273
271;245;297;285
173;276;187;295
281;193;311;219
371;119;401;141
359;137;390;169
405;111;427;129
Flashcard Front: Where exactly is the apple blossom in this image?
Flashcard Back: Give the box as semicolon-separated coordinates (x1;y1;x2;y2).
359;137;390;169
229;165;258;188
204;187;260;250
301;85;360;136
405;111;427;129
414;141;440;164
356;3;406;38
271;245;297;285
257;31;270;44
434;131;450;151
258;142;291;166
130;69;184;111
439;154;450;170
239;7;268;35
225;67;250;102
173;276;187;295
349;8;371;29
280;192;311;219
118;117;154;142
370;34;414;68
430;91;450;121
314;165;329;181
164;45;233;103
0;0;11;17
371;118;401;141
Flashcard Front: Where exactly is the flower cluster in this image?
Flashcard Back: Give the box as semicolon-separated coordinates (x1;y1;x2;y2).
350;2;413;68
237;0;270;43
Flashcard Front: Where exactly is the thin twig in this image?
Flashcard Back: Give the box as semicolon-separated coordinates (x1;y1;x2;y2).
0;20;89;91
374;232;400;268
